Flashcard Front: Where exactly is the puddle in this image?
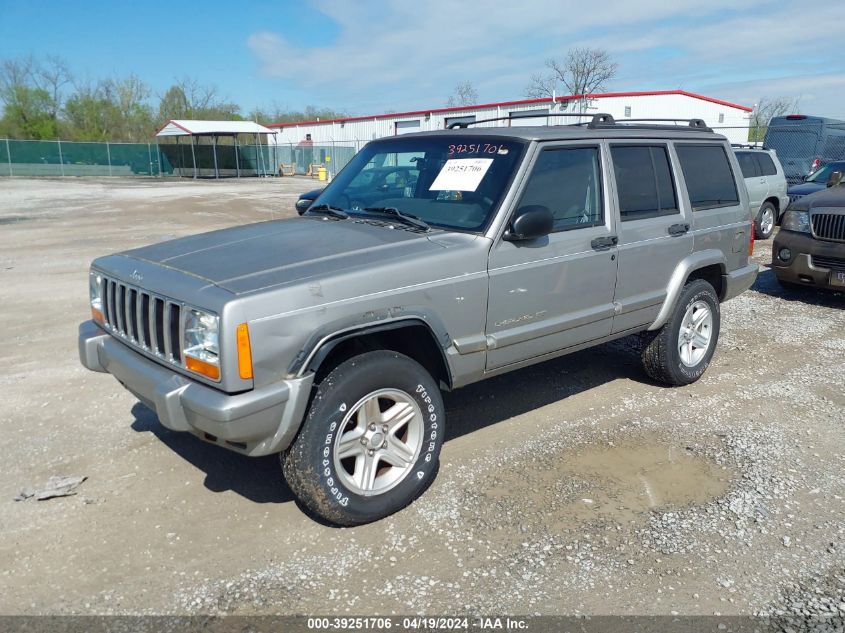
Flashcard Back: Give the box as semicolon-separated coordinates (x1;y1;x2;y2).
560;441;732;512
0;215;34;225
483;435;734;532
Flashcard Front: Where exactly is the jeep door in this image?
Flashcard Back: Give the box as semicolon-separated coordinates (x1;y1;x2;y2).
607;142;694;333
485;143;618;370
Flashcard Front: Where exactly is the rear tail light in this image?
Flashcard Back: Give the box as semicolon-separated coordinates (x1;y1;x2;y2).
785;114;807;120
749;225;755;256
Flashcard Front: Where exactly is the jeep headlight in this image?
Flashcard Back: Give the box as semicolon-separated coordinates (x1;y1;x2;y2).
781;209;811;234
183;309;220;380
89;271;104;323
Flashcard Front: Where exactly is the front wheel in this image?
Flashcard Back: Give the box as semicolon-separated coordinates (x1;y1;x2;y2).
641;279;721;386
282;350;444;526
755;202;777;240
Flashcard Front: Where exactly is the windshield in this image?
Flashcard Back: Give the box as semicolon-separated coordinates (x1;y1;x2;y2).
806;163;845;183
315;136;526;232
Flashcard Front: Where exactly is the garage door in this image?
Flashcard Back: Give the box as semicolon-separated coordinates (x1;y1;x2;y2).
395;120;421;135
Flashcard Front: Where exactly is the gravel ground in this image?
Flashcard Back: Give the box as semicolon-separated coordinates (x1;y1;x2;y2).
0;177;843;624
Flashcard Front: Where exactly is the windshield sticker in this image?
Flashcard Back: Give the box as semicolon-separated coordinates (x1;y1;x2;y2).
429;158;494;192
448;143;507;155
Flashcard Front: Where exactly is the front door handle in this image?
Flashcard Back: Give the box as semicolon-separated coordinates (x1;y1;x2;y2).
591;235;618;250
668;223;690;236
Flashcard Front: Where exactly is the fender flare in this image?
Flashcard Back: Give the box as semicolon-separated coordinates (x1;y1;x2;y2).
648;250;727;331
289;312;454;387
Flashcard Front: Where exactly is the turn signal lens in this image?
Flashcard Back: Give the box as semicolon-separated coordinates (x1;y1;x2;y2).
186;356;220;380
236;323;253;380
91;307;104;323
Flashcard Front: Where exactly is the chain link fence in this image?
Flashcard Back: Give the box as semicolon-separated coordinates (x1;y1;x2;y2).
712;121;845;184
3;122;845;184
0;138;364;179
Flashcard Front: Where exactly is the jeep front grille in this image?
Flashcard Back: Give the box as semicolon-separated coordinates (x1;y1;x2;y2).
100;276;183;364
811;212;845;242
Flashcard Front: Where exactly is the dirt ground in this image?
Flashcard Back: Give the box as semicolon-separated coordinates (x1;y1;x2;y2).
0;176;843;618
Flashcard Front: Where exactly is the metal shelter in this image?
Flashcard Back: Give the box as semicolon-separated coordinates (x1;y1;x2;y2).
155;120;276;178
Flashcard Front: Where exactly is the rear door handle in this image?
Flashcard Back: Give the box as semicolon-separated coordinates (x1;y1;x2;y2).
591;235;618;250
668;223;690;236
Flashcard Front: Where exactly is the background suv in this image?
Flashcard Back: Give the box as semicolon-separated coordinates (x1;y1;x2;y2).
733;147;789;239
773;184;845;291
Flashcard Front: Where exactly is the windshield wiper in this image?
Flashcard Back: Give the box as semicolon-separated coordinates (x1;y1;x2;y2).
306;204;349;219
362;207;430;232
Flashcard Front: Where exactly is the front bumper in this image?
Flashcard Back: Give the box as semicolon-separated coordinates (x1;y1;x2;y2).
79;321;313;456
771;231;845;290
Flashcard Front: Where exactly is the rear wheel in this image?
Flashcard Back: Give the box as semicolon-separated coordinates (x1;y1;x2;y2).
755;202;776;240
641;279;721;386
281;350;444;526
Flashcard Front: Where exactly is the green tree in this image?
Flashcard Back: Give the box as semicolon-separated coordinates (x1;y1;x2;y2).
158;78;242;123
0;57;67;139
250;104;348;125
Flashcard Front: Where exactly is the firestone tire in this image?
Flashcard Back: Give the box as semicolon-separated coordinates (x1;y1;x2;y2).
281;350;444;526
641;279;721;386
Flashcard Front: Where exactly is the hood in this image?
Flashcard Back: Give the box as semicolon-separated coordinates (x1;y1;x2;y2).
787;185;845;212
788;182;824;197
120;217;456;295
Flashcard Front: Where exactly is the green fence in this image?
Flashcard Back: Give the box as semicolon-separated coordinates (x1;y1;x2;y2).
0;138;361;178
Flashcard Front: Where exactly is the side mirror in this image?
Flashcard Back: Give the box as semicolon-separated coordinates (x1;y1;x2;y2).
827;171;843;188
503;205;553;242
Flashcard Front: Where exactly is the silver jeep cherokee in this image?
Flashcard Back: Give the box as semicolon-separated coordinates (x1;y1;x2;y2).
79;114;758;525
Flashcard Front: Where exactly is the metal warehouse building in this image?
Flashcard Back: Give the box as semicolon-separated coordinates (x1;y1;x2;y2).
268;90;752;148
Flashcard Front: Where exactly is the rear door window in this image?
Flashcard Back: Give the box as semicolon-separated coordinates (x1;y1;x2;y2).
675;144;740;211
610;145;678;222
755;153;778;176
735;152;760;178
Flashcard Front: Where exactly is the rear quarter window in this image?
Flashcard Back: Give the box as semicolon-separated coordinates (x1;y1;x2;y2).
675;144;740;211
755;153;778;176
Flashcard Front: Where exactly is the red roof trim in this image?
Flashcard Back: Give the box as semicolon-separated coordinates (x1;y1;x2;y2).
154;120;196;135
267;90;752;129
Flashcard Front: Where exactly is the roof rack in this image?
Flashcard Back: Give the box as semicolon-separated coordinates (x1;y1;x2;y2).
448;112;616;129
447;113;713;132
609;118;712;131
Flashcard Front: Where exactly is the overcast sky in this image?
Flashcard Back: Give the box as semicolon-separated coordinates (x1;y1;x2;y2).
1;0;842;119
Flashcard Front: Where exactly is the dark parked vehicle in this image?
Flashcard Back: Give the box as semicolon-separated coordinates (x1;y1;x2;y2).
296;166;420;215
773;182;845;291
787;160;845;206
764;115;845;184
296;187;324;214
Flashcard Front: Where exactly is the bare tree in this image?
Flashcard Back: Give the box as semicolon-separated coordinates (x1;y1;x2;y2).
31;55;73;117
446;81;478;107
525;47;618;112
749;96;801;142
